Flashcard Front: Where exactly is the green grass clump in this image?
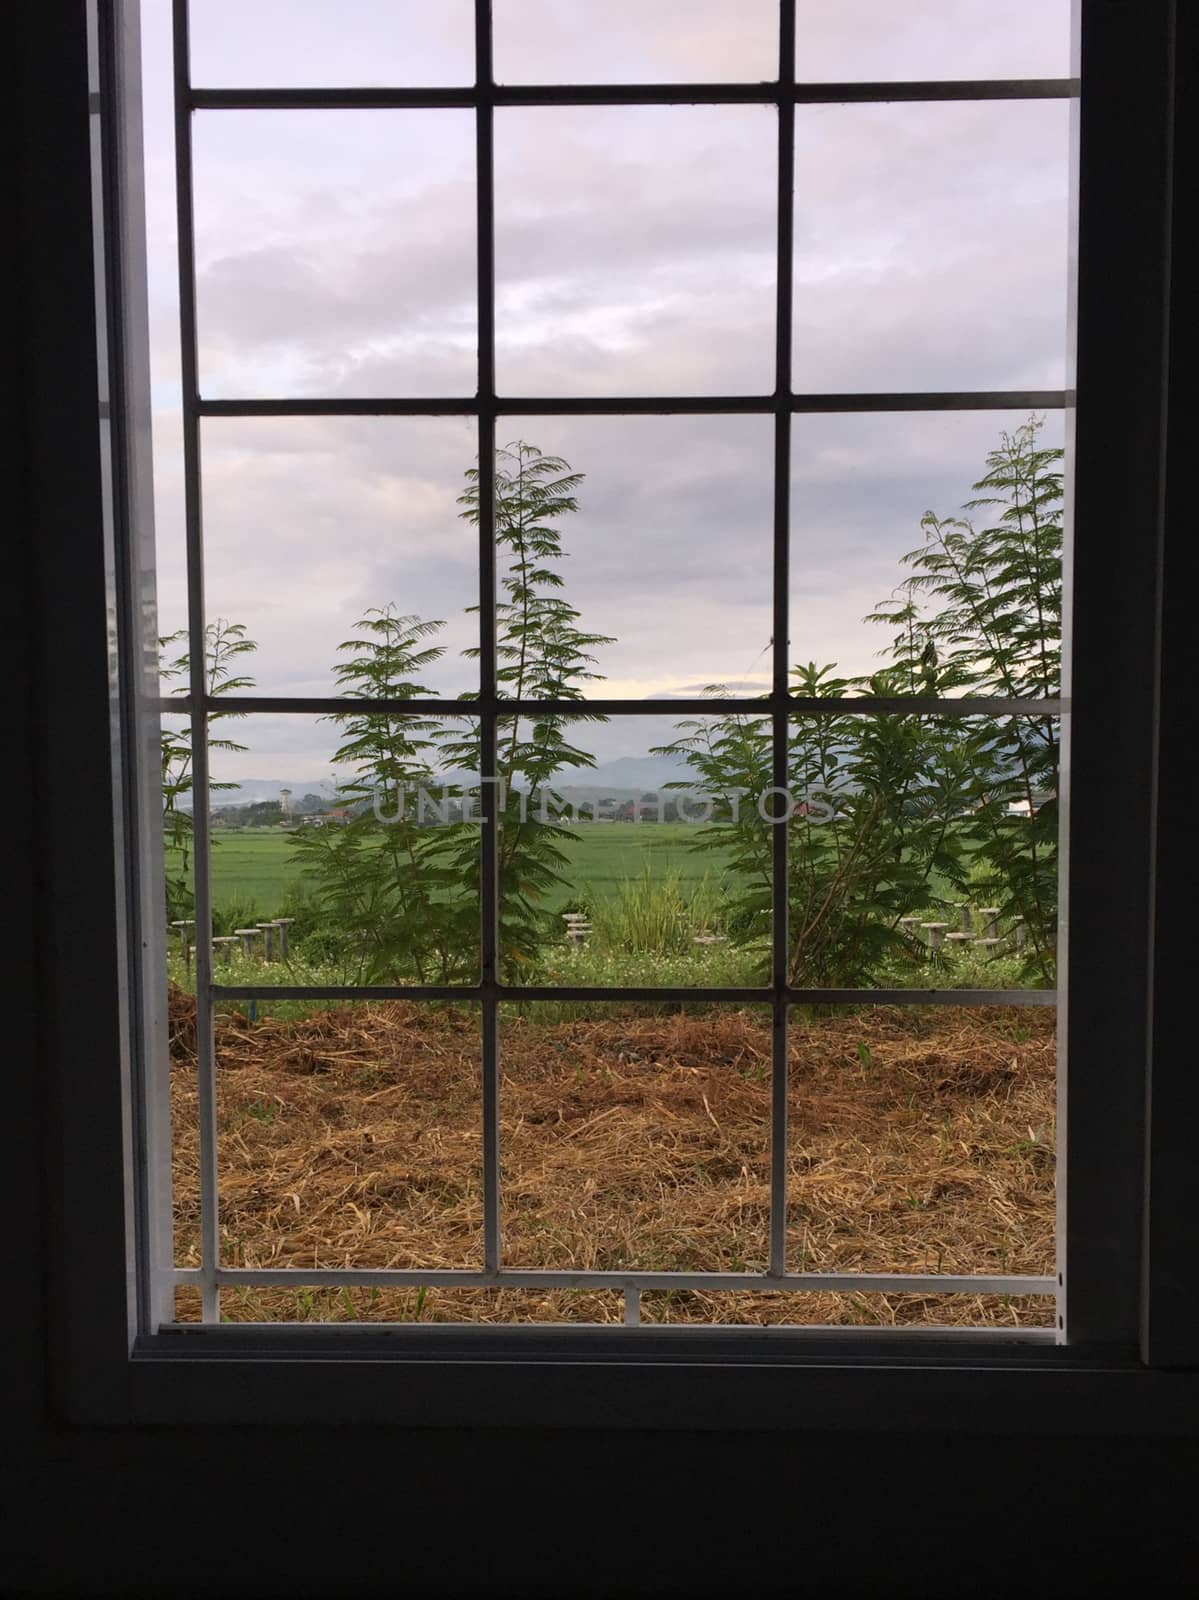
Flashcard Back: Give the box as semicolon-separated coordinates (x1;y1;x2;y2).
585;866;726;956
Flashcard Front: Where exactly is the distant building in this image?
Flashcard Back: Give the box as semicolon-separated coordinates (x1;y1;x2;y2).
298;805;347;828
1006;791;1055;818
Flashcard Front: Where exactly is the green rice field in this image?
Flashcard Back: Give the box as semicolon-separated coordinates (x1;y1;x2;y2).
174;822;743;919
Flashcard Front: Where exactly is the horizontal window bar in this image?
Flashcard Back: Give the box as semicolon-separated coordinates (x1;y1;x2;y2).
149;1312;1056;1350
179;1267;1055;1296
188;79;1077;112
196;390;1068;419
211;984;1054;1006
176;695;1064;716
191;86;479;110
198;397;480;418
791;390;1071;414
782;988;1056;1007
500;79;1078;106
212;984;769;1003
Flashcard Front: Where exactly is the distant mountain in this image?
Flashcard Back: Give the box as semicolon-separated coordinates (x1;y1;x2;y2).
434;754;695;793
199;778;339;810
190;753;696;810
578;753;693;791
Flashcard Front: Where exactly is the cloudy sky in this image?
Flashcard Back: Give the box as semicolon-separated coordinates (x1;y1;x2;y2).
140;1;1071;783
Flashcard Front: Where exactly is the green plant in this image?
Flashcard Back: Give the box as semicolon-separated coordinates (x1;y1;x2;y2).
289;606;475;984
656;663;970;987
785;662;973;985
159;619;257;922
211;898;263;938
435;441;614;978
658;419;1061;989
869;417;1061;980
289;445;612;983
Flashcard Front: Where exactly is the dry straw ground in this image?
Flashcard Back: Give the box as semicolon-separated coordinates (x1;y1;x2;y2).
170;989;1056;1327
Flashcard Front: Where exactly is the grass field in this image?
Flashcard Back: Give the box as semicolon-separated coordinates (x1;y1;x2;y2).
167;819;1021;996
167;829;1051;1330
182;822;745;919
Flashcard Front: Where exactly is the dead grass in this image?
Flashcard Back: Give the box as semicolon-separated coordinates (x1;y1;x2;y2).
169;989;1055;1328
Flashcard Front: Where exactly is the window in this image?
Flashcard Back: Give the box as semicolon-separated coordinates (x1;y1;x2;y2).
42;0;1191;1426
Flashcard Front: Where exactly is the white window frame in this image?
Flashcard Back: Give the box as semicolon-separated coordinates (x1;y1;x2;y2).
30;0;1197;1429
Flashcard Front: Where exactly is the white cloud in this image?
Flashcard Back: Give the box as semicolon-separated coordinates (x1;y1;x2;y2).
137;0;1072;776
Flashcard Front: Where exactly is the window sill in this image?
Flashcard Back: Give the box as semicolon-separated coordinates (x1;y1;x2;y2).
65;1326;1195;1435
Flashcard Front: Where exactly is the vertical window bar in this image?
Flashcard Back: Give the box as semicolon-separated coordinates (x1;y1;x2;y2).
475;0;501;1272
1054;0;1083;1347
769;0;796;1278
172;0;219;1323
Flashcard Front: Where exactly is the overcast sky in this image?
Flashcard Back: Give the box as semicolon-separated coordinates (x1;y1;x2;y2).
140;1;1071;783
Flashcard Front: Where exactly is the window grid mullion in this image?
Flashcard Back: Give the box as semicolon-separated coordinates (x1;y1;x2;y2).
769;0;796;1278
194;390;1070;418
190;695;1065;717
173;0;219;1325
185;79;1077;112
475;0;501;1274
207;984;1054;1007
184;1267;1054;1296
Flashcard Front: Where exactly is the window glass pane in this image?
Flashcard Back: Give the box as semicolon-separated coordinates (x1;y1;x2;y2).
496;105;776;395
200;416;479;698
193;110;477;397
494;0;779;84
787;715;1060;994
499;1002;773;1272
191;1002;483;1277
497;714;770;986
790;409;1066;682
787;1003;1056;1286
793;100;1070;392
795;0;1072;82
187;0;475;87
140;0;1077;1331
193;714;482;987
140;4;189;646
493;419;773;700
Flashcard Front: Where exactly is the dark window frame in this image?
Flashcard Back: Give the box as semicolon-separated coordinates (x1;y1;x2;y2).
25;0;1197;1430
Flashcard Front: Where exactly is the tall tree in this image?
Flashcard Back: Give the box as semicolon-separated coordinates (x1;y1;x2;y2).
868;416;1062;978
295;444;612;982
437;442;614;974
289;607;476;984
660;418;1061;986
